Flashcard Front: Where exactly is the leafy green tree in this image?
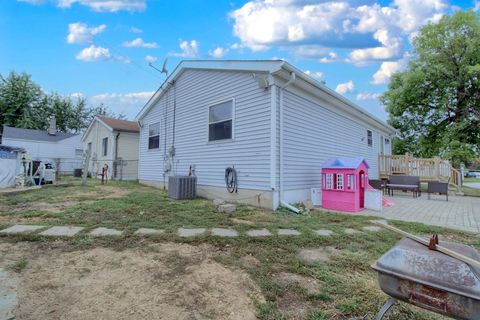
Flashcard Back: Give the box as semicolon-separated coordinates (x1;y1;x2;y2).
0;71;123;135
382;10;480;167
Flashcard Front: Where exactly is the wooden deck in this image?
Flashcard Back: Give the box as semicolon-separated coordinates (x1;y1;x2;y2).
379;154;462;191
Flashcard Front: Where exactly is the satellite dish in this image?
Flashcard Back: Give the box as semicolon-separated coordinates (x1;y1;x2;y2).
149;57;168;77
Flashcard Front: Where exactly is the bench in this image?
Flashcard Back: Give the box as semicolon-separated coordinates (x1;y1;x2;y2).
369;179;387;194
386;175;421;198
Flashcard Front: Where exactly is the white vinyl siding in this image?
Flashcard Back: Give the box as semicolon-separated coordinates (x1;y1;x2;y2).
282;89;388;195
138;69;271;190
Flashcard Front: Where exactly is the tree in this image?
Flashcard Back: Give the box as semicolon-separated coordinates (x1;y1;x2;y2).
381;10;480;167
0;71;122;135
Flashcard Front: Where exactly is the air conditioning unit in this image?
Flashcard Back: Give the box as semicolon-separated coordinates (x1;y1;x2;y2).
168;176;197;200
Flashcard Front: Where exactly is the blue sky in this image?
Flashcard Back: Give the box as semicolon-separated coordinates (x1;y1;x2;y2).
1;0;478;120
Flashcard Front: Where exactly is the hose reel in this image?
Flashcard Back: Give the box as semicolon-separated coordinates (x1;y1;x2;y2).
225;167;238;193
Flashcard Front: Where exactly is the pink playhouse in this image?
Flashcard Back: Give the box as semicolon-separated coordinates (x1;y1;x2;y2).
321;157;369;212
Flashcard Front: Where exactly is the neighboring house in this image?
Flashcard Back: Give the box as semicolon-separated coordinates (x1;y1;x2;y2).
136;60;396;209
2;121;83;173
82;116;140;180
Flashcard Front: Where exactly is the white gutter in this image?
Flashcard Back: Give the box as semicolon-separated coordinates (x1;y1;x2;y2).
278;71;299;214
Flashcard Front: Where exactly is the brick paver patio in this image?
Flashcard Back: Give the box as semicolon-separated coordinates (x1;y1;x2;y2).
360;193;480;233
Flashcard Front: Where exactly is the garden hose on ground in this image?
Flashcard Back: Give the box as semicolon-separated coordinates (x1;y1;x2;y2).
225;167;238;193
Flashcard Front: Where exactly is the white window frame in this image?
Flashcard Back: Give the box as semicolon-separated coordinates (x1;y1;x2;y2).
336;173;344;190
324;173;333;190
148;122;160;150
347;174;355;190
367;130;373;147
102;137;108;156
207;98;235;143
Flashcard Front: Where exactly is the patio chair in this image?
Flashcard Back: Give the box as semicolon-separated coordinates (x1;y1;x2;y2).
427;180;449;201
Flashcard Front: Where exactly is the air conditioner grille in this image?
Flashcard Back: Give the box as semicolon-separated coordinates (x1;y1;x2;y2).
168;176;197;200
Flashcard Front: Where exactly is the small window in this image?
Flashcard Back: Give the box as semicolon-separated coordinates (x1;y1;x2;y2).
385;138;390;145
87;142;92;153
102;137;108;156
209;100;233;141
336;173;344;190
347;174;355;190
367;130;373;147
324;173;333;190
148;123;160;149
75;149;83;157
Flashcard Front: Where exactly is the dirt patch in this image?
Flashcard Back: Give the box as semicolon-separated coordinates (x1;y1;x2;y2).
298;247;340;264
273;272;320;295
240;255;261;269
0;241;264;320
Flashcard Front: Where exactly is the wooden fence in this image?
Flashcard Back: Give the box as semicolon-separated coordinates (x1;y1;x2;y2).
379;154;462;191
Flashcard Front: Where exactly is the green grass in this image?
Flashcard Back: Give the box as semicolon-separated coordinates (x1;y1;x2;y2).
0;178;475;319
464;177;480;183
8;258;28;272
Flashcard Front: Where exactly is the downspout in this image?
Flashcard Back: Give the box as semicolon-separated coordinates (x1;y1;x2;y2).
114;132;120;179
279;72;300;214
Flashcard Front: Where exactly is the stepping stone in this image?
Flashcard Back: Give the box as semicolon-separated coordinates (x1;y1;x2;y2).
344;228;361;235
90;227;122;237
362;225;382;232
40;226;84;237
177;228;206;237
218;204;236;214
0;268;16;320
314;229;334;237
134;228;164;235
0;225;45;235
246;228;272;237
277;229;301;236
211;228;238;237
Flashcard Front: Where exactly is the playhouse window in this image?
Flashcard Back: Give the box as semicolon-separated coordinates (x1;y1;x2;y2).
347;174;355;190
336;174;344;190
324;174;333;189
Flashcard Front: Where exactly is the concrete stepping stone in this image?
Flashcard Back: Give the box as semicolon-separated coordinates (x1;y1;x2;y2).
362;225;382;232
277;229;301;236
0;225;45;235
314;229;334;237
246;228;272;237
90;227;122;237
0;268;16;320
177;228;206;237
211;228;238;237
134;228;165;235
344;228;361;235
40;226;84;237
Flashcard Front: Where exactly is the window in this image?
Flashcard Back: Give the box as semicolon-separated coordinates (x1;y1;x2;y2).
347;174;355;190
380;135;385;154
385;138;390;145
367;130;373;147
75;149;83;157
336;173;344;190
148;123;160;149
102;137;108;156
209;100;233;142
324;173;333;190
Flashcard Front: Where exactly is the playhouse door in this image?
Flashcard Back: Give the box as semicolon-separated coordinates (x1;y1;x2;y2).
359;171;365;208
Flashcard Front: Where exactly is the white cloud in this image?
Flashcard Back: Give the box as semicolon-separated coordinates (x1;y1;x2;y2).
58;0;145;12
145;55;158;63
304;70;324;79
335;80;355;94
372;61;402;85
319;52;338;63
130;27;143;33
356;92;382;100
75;45;111;62
172;40;199;58
209;47;228;58
90;91;154;118
230;0;447;64
67;22;106;45
122;38;159;49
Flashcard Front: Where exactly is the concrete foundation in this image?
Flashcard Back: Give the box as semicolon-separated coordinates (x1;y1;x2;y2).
140;180;275;209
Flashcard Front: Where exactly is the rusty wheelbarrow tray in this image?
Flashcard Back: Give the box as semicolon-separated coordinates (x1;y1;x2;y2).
371;237;480;319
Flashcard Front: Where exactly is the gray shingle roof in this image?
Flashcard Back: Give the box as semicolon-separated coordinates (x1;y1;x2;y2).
2;126;79;142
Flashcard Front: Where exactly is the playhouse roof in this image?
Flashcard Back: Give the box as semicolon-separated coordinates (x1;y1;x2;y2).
322;157;369;169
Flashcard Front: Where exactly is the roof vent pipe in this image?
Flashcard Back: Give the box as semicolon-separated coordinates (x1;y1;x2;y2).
47;117;56;136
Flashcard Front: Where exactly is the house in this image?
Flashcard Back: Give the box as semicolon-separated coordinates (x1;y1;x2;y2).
136;60;396;210
82;116;140;180
2;120;83;174
0;145;25;188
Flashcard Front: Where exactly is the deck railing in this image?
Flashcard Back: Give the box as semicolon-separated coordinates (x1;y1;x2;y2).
379;154;462;191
